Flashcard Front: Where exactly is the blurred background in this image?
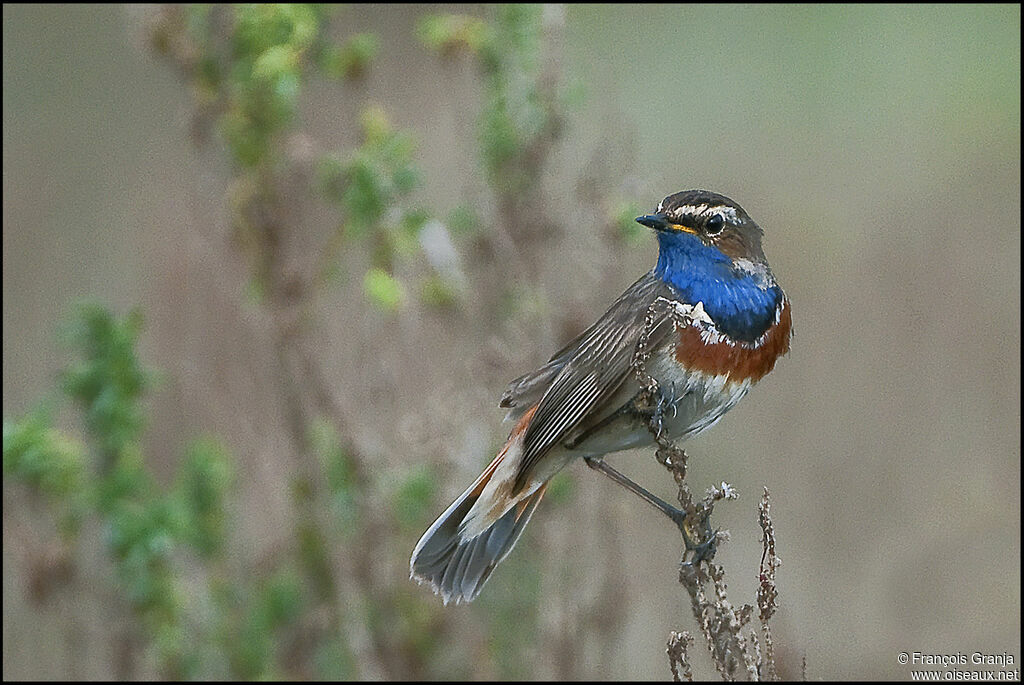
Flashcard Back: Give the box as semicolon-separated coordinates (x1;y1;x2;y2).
3;4;1019;680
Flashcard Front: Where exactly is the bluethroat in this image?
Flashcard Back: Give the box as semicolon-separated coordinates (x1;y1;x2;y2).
410;190;792;604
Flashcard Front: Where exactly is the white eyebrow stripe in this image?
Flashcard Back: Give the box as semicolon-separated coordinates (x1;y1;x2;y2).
671;204;739;223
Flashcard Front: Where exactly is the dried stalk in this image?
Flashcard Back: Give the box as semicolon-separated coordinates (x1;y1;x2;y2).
632;297;785;681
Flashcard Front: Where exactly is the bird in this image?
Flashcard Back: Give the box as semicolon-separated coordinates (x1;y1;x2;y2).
410;189;792;604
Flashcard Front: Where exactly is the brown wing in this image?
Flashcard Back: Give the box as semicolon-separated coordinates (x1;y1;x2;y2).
510;271;679;491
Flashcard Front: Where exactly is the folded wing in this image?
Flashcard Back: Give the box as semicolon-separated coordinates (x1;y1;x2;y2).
505;272;679;491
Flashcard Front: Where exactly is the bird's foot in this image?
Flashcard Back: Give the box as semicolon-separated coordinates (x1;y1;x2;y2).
673;507;718;566
634;381;678;440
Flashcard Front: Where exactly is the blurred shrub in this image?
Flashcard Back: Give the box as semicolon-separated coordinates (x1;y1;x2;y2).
6;4;589;680
2;301;453;678
419;5;568;199
5;304;203;677
4;409;87;535
154;4;434;309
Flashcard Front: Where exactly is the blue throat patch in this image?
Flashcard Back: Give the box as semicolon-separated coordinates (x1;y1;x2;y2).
654;231;781;343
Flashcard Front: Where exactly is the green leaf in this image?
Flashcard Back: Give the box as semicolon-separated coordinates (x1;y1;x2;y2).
416;14;490;54
612;200;648;246
176;437;234;558
363;268;405;311
322;33;379;79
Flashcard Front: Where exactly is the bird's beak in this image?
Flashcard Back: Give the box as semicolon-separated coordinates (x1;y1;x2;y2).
636;213;669;231
636;213;698;235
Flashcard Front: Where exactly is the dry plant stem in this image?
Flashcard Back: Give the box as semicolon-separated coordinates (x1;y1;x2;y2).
756;487;781;681
274;253;405;680
217;158;396;677
631;298;723;561
631;298;783;681
667;630;696;682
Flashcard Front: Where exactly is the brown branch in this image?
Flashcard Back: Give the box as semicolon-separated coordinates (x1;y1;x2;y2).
631;298;785;681
667;630;696;682
757;487;781;681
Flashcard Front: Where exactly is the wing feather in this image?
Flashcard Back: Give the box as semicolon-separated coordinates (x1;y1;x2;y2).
511;272;679;490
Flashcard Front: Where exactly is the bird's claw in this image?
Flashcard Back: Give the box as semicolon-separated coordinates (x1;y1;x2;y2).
674;508;717;566
636;381;679;440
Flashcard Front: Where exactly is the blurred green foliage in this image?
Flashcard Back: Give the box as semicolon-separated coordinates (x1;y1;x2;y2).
390;465;438;532
309;417;360;532
6;4;582;680
362;266;406;312
419;5;568;196
317;106;429;293
176;438;233;558
4;304;220;677
416;13;490;55
445;203;484;237
478;540;544;679
59;304;152;466
611;199;648;247
155;4;434;309
418;273;459;309
544;469;575;505
320;32;379;80
1;301;452;679
218;4;325;168
3;409;88;534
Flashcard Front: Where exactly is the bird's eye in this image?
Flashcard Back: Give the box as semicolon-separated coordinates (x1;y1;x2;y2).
706;213;725;235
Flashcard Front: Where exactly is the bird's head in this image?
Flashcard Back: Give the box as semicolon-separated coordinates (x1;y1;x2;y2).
637;190;782;342
636;189;767;267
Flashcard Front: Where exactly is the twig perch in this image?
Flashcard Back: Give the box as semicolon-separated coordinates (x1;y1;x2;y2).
657;447;783;681
631;298;784;681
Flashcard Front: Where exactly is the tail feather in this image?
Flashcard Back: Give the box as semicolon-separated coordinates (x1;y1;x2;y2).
410;456;547;604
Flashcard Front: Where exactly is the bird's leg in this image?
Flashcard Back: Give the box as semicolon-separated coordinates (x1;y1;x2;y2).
584;456;712;556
